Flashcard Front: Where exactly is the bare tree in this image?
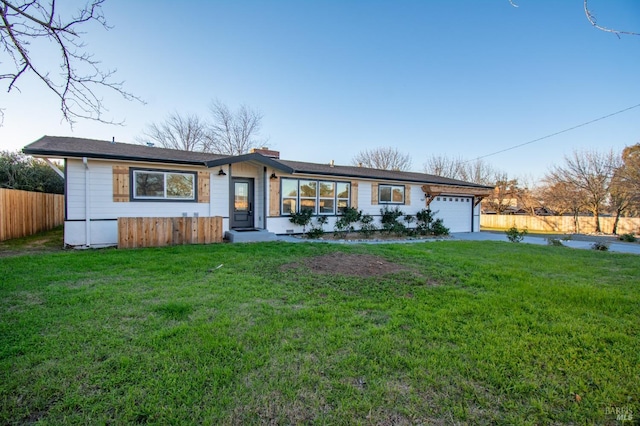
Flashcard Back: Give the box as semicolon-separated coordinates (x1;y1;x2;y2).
137;112;209;151
352;147;412;171
423;155;466;180
539;180;586;232
424;154;496;186
546;149;616;233
609;143;640;230
485;173;519;214
0;0;142;125
206;100;265;155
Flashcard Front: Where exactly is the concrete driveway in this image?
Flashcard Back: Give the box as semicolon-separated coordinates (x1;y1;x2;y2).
451;232;640;255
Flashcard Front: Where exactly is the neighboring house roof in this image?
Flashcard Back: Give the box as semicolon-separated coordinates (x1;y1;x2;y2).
23;135;492;189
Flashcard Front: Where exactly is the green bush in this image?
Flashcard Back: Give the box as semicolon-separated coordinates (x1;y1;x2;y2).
414;208;448;236
359;214;377;238
289;209;313;234
307;216;328;239
591;242;610;251
431;218;450;236
505;226;527;243
334;207;362;238
380;206;405;235
547;238;564;247
619;233;637;243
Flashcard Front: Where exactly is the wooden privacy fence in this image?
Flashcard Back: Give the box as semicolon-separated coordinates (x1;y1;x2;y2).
118;216;223;248
0;188;64;241
481;215;640;235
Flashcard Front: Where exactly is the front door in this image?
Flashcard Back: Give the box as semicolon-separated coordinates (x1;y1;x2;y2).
231;178;254;229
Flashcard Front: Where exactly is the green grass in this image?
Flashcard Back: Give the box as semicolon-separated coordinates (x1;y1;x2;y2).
1;241;638;424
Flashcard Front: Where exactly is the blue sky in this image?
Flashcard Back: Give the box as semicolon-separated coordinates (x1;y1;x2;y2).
2;0;639;181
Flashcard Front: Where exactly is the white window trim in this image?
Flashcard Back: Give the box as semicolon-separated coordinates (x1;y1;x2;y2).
281;178;351;215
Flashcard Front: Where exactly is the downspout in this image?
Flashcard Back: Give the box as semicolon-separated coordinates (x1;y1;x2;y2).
83;157;91;247
263;167;268;230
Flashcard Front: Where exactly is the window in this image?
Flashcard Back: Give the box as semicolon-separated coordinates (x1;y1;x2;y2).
281;179;298;214
379;184;405;204
337;182;350;211
281;178;350;215
319;181;335;214
133;169;195;201
299;180;317;213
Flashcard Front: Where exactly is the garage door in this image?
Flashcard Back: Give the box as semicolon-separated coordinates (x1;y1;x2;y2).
429;196;473;232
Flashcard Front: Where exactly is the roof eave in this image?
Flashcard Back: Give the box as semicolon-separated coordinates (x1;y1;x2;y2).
22;148;209;167
205;153;295;173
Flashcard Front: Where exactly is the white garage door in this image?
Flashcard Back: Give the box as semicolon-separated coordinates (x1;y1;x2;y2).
429;196;473;232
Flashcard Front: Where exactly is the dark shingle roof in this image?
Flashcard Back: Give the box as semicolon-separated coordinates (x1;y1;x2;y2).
277;159;491;188
23;136;226;166
23;136;491;189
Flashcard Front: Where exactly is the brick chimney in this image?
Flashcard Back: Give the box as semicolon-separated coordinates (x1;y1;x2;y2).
250;147;280;159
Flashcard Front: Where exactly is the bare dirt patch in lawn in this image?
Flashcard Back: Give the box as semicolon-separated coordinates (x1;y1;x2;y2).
280;253;410;277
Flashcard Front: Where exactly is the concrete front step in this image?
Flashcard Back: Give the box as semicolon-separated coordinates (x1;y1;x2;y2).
224;229;279;243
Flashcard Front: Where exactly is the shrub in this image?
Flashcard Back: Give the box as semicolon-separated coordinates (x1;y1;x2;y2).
431;218;450;236
619;233;637;243
380;206;405;235
359;214;377;238
289;209;313;234
591;242;610;251
414;208;448;236
505;226;527;243
547;238;564;247
334;207;362;238
307;216;328;239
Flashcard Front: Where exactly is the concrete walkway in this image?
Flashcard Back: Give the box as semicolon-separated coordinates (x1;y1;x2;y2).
276;232;640;255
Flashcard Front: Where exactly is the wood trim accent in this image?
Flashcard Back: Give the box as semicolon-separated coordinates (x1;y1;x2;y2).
269;178;280;216
421;184;492;208
113;166;130;202
404;184;411;205
371;183;378;205
421;184;493;197
350;181;358;209
197;171;210;203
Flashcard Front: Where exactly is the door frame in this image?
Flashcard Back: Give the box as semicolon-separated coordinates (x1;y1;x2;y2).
230;177;255;229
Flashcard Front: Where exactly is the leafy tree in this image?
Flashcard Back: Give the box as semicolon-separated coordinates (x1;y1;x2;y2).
0;0;142;125
0;151;63;194
352;147;412;171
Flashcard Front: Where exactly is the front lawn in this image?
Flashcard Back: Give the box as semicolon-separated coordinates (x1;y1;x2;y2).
1;241;638;424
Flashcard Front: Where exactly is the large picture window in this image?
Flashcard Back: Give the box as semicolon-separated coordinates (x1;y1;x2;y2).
281;178;350;215
133;169;196;201
379;184;405;204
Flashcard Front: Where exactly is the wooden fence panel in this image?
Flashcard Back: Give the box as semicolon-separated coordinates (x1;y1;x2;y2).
481;215;640;235
117;216;223;248
0;188;64;241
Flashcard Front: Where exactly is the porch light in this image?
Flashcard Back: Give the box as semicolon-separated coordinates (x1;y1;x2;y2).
218;168;227;176
270;172;278;180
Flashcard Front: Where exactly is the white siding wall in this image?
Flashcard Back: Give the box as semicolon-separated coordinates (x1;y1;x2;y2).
266;180;478;234
65;158;224;247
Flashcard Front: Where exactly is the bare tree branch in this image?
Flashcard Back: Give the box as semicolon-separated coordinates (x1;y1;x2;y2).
352;147;412;171
0;0;143;126
206;99;266;155
583;0;639;37
137;112;209;152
